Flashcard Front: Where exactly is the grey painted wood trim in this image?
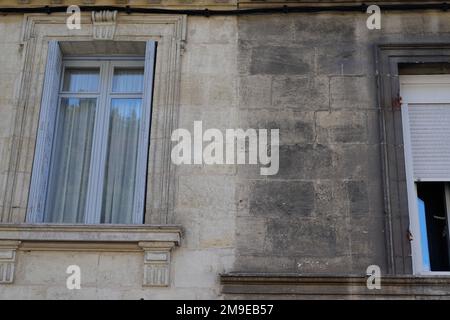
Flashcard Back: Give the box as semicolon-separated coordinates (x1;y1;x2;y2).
375;43;450;275
26;40;63;224
134;41;156;224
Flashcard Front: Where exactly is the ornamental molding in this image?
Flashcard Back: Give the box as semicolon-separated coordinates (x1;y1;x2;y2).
0;225;181;286
2;13;186;227
0;241;20;284
91;10;118;40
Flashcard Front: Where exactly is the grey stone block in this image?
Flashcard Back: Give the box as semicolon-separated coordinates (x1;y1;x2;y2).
272;76;329;110
273;144;334;179
238;75;272;109
249;180;315;217
316;43;366;76
266;218;337;257
346;180;369;215
237;109;315;145
314;180;349;218
294;14;356;45
316;110;368;144
330;76;377;110
238;16;295;44
249;46;313;75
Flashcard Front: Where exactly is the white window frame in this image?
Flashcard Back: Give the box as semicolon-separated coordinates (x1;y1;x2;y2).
27;41;156;225
401;74;450;275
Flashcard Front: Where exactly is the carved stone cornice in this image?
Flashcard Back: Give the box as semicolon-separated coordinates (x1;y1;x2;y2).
221;273;450;299
7;0;438;9
7;0;237;8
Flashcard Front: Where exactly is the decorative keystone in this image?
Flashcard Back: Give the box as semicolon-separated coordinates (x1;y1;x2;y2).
92;10;118;40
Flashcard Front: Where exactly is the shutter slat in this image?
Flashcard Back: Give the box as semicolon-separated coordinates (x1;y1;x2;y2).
27;41;63;223
408;104;450;180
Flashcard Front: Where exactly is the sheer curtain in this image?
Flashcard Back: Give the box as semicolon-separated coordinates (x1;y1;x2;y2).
63;68;99;92
112;68;144;93
45;98;96;223
101;98;142;224
44;66;143;224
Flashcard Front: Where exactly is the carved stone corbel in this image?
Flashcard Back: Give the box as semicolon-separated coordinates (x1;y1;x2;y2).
138;241;176;287
92;10;118;40
0;241;20;284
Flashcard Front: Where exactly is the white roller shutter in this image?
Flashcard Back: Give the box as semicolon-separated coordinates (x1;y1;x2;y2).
408;103;450;181
401;75;450;181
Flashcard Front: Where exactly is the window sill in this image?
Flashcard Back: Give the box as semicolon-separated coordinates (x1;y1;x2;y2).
0;223;181;245
0;224;182;286
220;273;450;298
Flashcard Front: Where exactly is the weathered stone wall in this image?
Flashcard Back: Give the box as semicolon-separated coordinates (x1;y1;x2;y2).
0;9;450;299
234;12;384;275
233;11;450;277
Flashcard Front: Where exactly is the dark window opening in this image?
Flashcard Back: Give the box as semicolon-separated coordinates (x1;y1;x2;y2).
417;182;450;271
399;62;450;75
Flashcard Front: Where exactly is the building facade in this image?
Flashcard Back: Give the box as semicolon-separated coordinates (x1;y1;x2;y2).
0;0;450;299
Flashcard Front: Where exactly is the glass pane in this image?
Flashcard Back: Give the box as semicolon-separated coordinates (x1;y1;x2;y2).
101;98;142;224
44;98;96;223
63;68;100;92
417;182;450;271
112;68;144;93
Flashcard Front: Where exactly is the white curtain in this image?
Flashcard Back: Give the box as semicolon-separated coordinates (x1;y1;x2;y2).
63;68;99;92
112;68;144;93
101;98;142;224
45;67;143;224
45;98;96;223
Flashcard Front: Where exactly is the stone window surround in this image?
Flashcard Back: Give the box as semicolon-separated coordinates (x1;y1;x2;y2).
0;12;187;285
376;43;450;275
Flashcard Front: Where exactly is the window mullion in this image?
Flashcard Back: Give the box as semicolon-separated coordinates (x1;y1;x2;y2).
84;61;111;224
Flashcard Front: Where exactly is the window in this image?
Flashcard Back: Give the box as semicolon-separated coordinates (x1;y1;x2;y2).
401;75;450;273
416;182;450;271
28;41;156;224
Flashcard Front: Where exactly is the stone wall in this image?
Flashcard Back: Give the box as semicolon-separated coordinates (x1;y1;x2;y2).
0;8;450;299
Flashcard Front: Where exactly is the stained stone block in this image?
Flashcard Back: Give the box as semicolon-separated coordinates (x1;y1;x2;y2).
346;180;369;215
330;76;377;110
272;76;329;110
249;46;313;75
266;219;337;257
249;180;315;217
316;110;368;144
272;144;334;179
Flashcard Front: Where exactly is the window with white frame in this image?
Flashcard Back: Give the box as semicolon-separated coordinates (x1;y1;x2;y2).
27;41;156;225
401;74;450;273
